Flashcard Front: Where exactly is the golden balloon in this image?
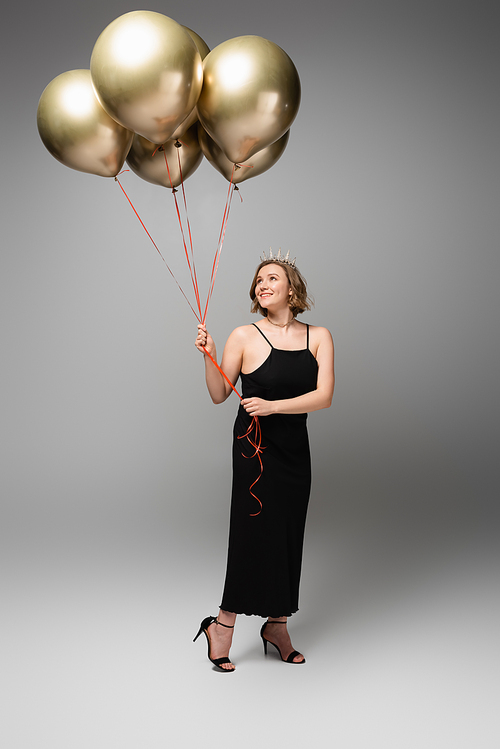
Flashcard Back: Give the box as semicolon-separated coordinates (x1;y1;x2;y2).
36;69;133;177
169;26;211;141
90;11;203;144
126;124;203;189
182;26;210;59
197;36;300;164
198;125;290;184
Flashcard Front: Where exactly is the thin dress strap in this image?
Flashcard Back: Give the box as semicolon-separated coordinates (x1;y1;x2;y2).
252;323;273;348
306;324;310;350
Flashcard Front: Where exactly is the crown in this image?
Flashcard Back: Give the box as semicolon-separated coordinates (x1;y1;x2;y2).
260;248;296;268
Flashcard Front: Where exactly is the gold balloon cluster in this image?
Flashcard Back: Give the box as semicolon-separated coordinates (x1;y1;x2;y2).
37;11;300;187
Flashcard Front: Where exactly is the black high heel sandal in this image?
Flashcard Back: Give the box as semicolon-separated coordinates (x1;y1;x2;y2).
193;615;235;672
260;620;306;664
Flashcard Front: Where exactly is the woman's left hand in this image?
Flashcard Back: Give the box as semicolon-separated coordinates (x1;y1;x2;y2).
241;397;277;417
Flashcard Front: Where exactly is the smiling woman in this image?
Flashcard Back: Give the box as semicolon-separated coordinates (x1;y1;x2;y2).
251;255;311;319
193;252;335;671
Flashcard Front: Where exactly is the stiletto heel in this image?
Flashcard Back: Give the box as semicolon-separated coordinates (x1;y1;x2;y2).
260;620;305;664
194;615;235;672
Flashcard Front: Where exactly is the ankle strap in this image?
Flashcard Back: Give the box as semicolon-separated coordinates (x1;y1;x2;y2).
215;618;234;629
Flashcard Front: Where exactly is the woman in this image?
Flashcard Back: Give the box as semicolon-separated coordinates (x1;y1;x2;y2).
193;252;334;671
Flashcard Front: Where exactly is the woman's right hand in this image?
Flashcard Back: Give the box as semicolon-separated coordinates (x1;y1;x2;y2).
195;324;215;357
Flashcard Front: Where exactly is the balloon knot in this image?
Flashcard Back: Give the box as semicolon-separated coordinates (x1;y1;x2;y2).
174;140;182;148
157;145;164;152
234;185;240;191
234;164;241;170
172;187;178;194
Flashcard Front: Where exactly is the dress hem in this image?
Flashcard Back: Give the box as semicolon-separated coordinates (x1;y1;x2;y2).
219;605;299;618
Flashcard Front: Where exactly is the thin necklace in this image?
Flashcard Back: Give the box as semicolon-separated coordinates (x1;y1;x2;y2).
266;315;295;328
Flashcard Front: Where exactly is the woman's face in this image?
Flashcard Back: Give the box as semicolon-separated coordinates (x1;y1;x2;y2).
254;263;291;310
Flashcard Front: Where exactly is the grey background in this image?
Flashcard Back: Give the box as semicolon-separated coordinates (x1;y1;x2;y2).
1;1;499;747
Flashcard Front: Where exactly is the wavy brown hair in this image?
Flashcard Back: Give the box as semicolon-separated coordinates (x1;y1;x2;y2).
250;259;312;317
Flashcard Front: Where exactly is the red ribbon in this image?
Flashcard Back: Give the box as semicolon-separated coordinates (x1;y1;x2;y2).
114;161;265;515
114;172;200;320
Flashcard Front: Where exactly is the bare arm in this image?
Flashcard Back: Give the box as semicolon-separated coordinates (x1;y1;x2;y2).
241;327;335;416
195;324;244;404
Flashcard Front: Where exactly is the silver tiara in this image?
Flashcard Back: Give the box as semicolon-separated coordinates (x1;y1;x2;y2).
260;248;296;268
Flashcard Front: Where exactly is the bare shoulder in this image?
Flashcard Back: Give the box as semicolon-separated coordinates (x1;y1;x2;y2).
308;324;334;345
224;324;257;349
306;324;333;362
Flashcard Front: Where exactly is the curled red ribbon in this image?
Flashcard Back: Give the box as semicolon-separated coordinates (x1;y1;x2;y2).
237;414;265;516
202;345;265;516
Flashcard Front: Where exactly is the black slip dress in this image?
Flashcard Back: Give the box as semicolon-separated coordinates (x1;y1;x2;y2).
220;323;318;618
